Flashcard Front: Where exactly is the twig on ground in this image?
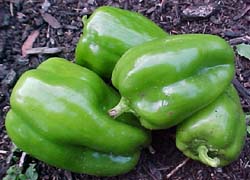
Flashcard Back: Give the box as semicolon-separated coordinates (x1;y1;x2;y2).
41;12;62;29
26;47;63;55
166;158;189;179
22;30;40;57
143;165;158;180
64;171;73;180
203;25;207;34
233;5;250;20
244;161;250;168
0;150;8;154
229;35;250;45
18;152;26;168
160;0;167;7
6;143;17;164
233;78;250;105
10;2;14;16
46;26;50;39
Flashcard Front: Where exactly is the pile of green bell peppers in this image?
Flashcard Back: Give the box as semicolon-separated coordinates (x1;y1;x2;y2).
5;6;247;177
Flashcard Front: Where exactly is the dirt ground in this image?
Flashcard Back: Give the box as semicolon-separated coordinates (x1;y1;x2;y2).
1;0;250;179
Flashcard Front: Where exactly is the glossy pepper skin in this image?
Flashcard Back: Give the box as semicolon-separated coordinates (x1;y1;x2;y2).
176;85;246;167
75;6;167;78
5;58;151;176
110;34;235;129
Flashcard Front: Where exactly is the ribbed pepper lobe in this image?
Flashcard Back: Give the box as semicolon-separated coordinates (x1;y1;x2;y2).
75;6;167;78
111;34;235;129
5;58;151;176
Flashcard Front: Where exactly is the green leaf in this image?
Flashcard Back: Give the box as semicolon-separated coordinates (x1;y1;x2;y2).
3;164;38;180
18;174;27;180
24;164;38;180
236;43;250;60
3;165;22;180
247;126;250;135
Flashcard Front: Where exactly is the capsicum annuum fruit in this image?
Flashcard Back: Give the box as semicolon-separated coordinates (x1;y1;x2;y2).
176;85;246;167
5;58;151;176
110;34;235;129
75;6;167;78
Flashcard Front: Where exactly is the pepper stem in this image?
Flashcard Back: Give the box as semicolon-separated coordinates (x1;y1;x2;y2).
197;145;220;167
108;97;131;118
82;15;88;26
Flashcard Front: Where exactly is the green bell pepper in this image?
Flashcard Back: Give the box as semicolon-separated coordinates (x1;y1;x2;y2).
110;34;235;129
176;85;246;167
75;6;167;78
5;58;151;176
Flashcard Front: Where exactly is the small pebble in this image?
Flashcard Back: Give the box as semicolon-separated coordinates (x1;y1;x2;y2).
29;57;40;68
0;9;10;27
182;4;217;18
224;30;241;37
2;69;17;87
57;29;64;36
216;167;223;173
2;105;10;113
0;64;8;79
210;16;222;25
246;16;250;22
0;91;4;103
34;17;44;27
18;17;29;23
16;55;29;65
244;82;250;88
146;6;156;14
41;0;51;12
88;0;95;5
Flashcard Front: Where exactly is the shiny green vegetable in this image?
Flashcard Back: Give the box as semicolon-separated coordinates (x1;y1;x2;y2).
110;34;235;129
75;6;167;78
5;58;151;176
176;85;246;167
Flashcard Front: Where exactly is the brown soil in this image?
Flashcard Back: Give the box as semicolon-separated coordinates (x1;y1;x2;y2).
0;0;250;179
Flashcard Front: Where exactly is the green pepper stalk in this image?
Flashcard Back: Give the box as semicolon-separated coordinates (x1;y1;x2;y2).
110;34;235;130
176;85;246;167
5;58;151;176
